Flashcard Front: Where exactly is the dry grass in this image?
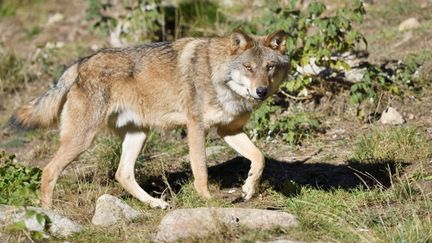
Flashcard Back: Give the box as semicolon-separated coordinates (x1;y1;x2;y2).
1;0;432;242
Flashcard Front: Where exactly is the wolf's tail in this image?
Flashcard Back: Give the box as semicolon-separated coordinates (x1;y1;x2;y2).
8;63;79;129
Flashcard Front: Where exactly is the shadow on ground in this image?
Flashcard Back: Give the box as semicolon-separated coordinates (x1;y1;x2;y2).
141;156;405;197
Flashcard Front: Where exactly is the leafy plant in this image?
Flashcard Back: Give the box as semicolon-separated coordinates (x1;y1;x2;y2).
250;1;366;97
86;0;163;42
0;151;42;206
249;1;419;106
250;102;321;145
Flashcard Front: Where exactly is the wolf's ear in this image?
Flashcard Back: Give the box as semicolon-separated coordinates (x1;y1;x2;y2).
264;30;287;53
230;29;253;54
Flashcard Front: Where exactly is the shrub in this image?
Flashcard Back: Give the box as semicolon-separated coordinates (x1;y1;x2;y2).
0;151;42;206
250;103;321;145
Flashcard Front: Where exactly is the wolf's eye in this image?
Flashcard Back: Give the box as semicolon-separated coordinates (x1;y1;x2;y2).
244;64;253;72
267;64;275;71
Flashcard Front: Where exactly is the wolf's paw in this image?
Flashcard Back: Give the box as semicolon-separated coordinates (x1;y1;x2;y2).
197;189;212;199
150;199;170;209
241;182;256;201
41;199;52;209
194;181;212;199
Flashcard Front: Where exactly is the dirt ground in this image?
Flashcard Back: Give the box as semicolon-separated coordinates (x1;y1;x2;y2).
1;0;432;241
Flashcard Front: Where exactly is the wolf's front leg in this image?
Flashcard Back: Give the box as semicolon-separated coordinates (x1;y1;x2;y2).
187;118;211;198
218;128;265;201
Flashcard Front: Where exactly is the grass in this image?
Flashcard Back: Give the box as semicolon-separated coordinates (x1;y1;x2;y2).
351;126;432;164
281;184;432;242
170;181;231;208
1;0;432;242
3;121;431;242
24;25;43;39
2;124;432;242
0;51;26;93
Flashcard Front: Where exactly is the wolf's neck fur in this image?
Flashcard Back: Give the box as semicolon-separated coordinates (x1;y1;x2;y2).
211;62;259;116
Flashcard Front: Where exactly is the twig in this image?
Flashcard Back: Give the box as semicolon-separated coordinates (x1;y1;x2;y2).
279;90;313;100
282;148;323;163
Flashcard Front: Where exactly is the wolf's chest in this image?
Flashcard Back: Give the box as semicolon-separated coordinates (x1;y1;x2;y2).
202;97;254;128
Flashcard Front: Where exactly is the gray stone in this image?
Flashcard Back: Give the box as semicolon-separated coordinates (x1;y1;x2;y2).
91;194;145;226
0;205;82;237
345;68;366;83
154;207;298;242
380;107;405;125
256;240;305;243
47;13;64;25
398;18;420;31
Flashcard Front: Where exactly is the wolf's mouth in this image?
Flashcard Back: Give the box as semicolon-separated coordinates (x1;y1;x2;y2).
247;89;266;101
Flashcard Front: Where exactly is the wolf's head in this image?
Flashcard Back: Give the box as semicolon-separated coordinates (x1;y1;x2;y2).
225;30;290;101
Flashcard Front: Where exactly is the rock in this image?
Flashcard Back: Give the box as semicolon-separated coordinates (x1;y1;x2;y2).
345;68;366;82
154;208;298;242
296;57;325;75
380;107;405;125
398;18;420;31
256;240;304;243
92;194;146;226
0;205;82;237
47;13;64;25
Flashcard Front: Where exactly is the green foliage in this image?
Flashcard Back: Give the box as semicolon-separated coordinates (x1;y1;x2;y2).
349;58;419;105
250;102;321;145
24;26;43;39
90;135;122;180
351;127;432;164
0;51;26;93
33;46;67;83
86;0;163;41
250;0;418;106
177;0;225;36
0;0;18;16
251;0;366;96
0;151;42;206
0;0;35;16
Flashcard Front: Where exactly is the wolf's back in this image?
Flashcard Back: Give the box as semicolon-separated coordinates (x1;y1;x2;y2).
9;63;78;129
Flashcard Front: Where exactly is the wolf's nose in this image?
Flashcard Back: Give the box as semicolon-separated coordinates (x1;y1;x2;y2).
256;87;268;98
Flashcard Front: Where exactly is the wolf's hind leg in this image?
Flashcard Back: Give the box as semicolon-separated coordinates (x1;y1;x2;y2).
41;99;101;208
115;131;169;209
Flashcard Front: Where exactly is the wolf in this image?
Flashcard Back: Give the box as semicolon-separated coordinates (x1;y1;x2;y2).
9;29;290;209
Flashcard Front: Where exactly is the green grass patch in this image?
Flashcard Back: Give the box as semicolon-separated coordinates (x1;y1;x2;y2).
0;0;19;17
24;25;43;39
171;181;231;208
351;127;432;164
0;151;41;206
283;185;432;242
